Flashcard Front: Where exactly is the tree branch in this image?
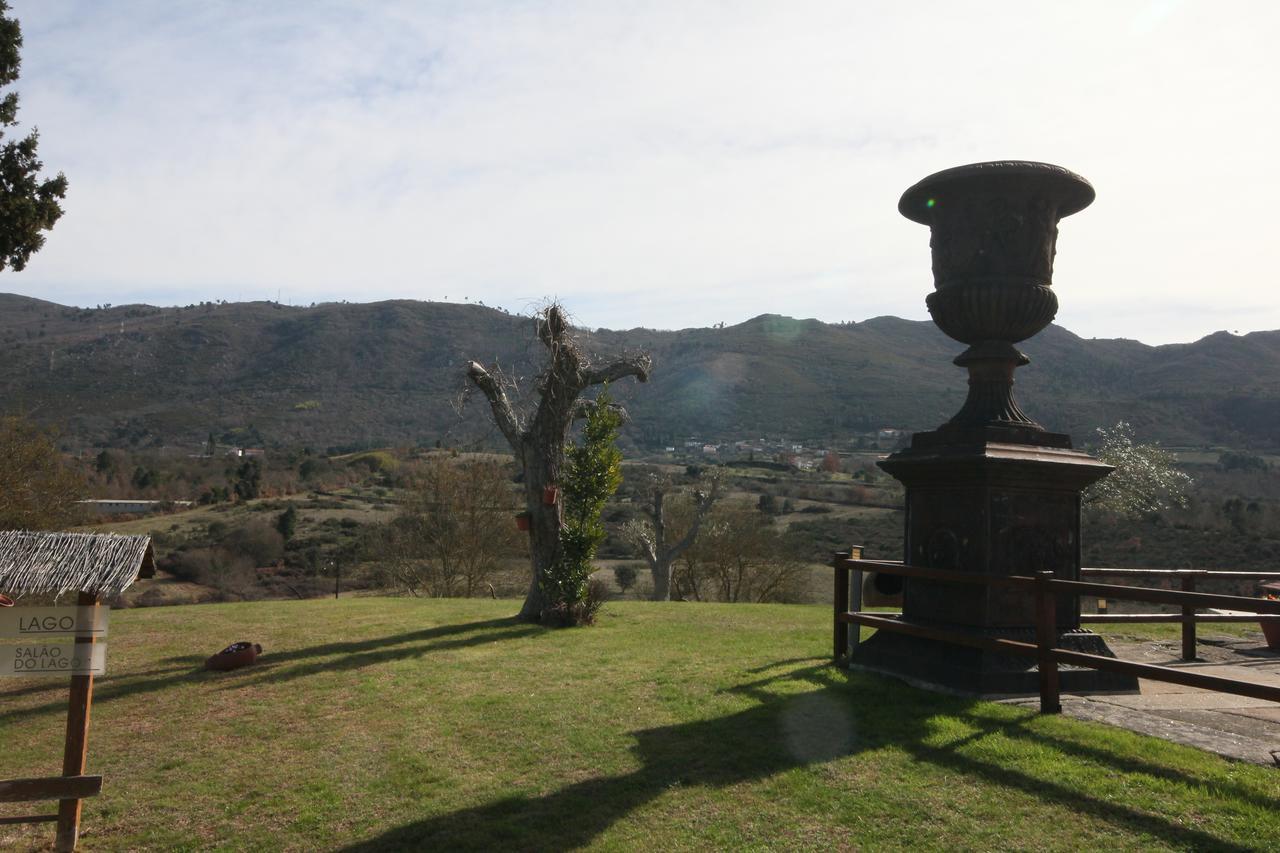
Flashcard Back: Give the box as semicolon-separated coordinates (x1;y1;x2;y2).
622;520;659;570
583;354;652;387
466;361;524;453
665;478;720;562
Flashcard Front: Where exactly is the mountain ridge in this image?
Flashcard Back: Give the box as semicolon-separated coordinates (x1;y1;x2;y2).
1;294;1276;451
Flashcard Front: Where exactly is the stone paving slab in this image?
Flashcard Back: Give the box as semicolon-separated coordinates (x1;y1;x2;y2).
1054;696;1280;766
1224;707;1280;723
1046;637;1280;766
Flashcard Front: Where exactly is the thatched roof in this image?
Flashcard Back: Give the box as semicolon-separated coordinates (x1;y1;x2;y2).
0;531;155;598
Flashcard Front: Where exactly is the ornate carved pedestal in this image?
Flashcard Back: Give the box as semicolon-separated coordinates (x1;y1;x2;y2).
850;162;1137;695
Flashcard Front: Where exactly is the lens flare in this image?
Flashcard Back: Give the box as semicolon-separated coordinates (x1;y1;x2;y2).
925;198;936;208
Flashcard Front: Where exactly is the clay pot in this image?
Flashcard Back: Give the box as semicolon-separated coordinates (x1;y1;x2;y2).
515;512;532;532
205;641;262;672
543;485;560;505
1262;619;1280;650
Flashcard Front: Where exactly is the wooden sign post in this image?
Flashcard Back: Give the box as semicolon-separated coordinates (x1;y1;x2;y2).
0;530;154;852
56;591;99;851
0;594;106;851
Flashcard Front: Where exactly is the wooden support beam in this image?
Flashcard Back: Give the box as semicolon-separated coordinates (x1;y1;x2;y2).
0;775;102;803
1036;572;1061;714
1181;574;1197;661
0;814;60;825
832;552;849;662
55;592;99;853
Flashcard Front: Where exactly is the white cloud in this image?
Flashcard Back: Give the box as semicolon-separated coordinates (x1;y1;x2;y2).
4;0;1278;344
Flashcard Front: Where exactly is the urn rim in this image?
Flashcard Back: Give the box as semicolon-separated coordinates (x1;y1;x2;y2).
898;160;1095;225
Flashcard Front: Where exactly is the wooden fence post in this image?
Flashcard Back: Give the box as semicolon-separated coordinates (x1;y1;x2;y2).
847;557;863;661
1181;573;1197;661
833;551;849;663
1035;572;1061;714
55;592;98;852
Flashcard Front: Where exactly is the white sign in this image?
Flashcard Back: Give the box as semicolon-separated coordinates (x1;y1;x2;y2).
0;642;107;677
0;606;109;638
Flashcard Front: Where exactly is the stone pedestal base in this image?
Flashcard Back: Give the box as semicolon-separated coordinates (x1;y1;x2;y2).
851;627;1138;696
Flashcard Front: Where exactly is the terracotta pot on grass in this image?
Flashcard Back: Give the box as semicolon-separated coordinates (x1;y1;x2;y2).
515;511;532;532
1261;586;1280;649
205;642;262;672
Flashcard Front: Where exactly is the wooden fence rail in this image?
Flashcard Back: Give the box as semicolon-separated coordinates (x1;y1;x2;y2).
832;556;1280;714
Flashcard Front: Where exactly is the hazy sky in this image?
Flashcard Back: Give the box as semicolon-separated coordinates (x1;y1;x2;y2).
4;1;1277;344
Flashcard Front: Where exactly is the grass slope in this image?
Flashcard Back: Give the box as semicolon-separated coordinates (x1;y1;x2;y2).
3;598;1278;851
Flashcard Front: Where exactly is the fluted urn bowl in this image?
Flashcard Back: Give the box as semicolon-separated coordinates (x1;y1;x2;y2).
899;161;1094;347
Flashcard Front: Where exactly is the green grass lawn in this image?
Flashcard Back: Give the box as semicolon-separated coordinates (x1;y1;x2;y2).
3;598;1278;851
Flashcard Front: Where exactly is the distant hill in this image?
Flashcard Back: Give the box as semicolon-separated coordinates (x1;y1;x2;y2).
1;293;1277;451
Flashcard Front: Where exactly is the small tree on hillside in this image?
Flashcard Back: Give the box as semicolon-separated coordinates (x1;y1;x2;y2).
0;1;67;271
233;457;262;501
466;303;650;621
276;502;298;541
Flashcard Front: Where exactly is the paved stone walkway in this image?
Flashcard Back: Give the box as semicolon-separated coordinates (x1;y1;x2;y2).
1013;635;1280;766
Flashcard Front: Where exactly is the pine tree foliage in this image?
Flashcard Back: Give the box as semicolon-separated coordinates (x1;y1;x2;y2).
0;1;66;272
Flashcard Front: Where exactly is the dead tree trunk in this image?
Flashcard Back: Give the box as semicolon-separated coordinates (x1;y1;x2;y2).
626;476;718;601
467;304;650;621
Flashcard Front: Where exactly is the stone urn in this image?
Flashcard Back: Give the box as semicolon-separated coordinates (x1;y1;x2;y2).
898;161;1094;432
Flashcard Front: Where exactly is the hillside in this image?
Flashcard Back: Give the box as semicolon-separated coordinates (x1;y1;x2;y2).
4;598;1277;850
2;293;1279;450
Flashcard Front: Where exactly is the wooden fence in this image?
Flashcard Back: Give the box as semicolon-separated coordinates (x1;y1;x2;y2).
1078;568;1280;660
832;556;1280;714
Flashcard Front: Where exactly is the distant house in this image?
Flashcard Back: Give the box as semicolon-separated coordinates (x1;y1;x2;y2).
701;444;718;455
226;447;266;458
876;429;903;449
77;499;193;516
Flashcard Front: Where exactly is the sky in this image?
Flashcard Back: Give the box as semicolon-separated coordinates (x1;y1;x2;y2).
3;0;1278;344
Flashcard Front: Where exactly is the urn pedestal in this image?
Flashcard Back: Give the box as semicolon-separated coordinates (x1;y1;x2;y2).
850;162;1137;695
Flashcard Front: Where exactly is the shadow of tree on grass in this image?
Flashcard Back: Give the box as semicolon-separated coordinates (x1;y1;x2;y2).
342;663;1268;852
0;618;539;724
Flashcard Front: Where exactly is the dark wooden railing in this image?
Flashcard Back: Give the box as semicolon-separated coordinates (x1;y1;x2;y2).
1078;568;1280;660
832;556;1280;714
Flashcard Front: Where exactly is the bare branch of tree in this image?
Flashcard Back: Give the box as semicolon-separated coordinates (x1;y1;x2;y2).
466;361;524;454
665;477;720;563
583;354;652;387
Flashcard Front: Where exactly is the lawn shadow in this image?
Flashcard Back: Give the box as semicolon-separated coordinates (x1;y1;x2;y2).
342;663;1268;852
222;617;541;688
0;618;539;725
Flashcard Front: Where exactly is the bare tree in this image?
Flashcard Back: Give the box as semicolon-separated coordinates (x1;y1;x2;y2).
466;304;650;620
675;501;808;604
374;455;518;598
623;473;719;601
